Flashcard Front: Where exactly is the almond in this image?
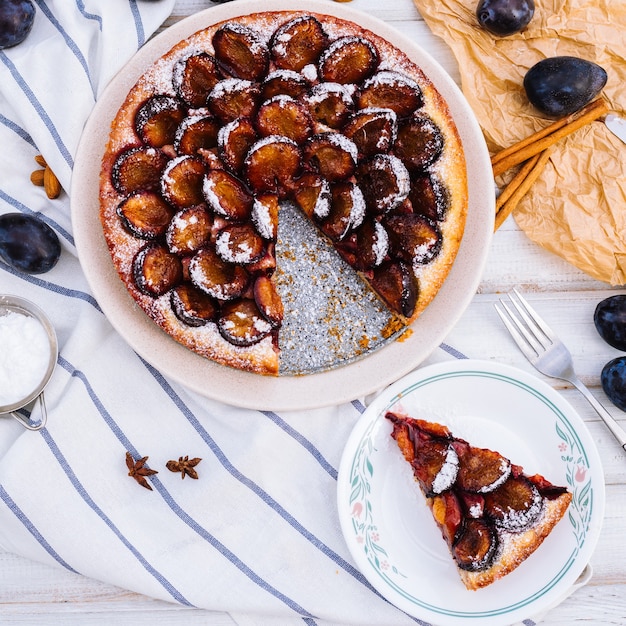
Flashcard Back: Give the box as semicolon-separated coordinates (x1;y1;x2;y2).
34;154;47;168
30;169;45;186
43;166;61;199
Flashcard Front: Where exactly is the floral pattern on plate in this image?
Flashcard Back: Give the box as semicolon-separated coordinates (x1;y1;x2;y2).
338;360;604;626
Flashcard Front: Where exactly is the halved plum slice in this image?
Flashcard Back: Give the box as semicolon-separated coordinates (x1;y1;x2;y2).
409;174;450;222
255;95;313;143
353;218;389;270
174;114;220;155
343;107;397;158
202;169;253;221
133;243;183;297
134;95;185;148
458;491;486;519
212;23;269;81
303;132;357;182
172;52;221;108
170;283;217;327
166;205;212;255
395;113;444;171
369;260;418;318
251;193;280;240
455;443;512;494
270;15;328;72
207;78;261;124
189;247;250;301
318;36;379;84
292;173;331;220
304;83;353;130
452;519;498;572
111;147;169;195
356;71;423;118
161;155;206;209
246;242;276;275
356;153;410;214
244;135;302;195
217;117;258;173
262;69;309;100
254;275;284;328
411;438;460;497
320;181;366;242
117;191;175;240
218;298;273;347
215;223;265;265
526;473;570;500
484;477;544;532
432;490;464;547
384;213;442;265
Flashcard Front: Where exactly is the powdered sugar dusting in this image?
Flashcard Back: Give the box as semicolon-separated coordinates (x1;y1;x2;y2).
368;154;410;212
301;64;318;82
161;155;188;190
347;183;366;231
306;81;352;106
247;134;298;156
217;118;241;146
209;78;253;100
326;132;358;162
202;175;226;216
432;445;459;494
363;69;421;93
372;221;389;266
215;230;256;264
313;178;331;219
251;198;274;239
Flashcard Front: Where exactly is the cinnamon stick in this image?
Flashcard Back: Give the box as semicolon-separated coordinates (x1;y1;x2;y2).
495;152;541;212
494;147;553;231
491;98;608;177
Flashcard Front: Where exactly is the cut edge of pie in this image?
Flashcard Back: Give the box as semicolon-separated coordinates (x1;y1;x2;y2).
385;412;573;591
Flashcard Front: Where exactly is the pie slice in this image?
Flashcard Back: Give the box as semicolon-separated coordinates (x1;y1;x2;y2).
385;412;572;590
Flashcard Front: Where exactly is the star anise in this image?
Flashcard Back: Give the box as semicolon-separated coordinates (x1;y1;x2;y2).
166;455;202;479
126;452;158;490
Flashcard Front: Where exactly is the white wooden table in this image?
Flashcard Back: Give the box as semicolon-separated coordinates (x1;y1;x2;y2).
1;0;624;624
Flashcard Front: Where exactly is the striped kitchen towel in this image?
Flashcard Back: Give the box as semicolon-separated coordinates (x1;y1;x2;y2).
0;2;424;623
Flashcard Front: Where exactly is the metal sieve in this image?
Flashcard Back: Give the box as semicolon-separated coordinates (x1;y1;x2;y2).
0;295;58;431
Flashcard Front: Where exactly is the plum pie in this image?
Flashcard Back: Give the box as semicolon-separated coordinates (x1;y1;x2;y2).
99;11;468;375
386;412;572;590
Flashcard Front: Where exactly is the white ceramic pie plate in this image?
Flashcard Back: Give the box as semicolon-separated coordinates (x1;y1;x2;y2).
71;0;494;410
337;360;604;625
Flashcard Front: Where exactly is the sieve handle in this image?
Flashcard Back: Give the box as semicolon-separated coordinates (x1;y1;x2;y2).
9;392;48;431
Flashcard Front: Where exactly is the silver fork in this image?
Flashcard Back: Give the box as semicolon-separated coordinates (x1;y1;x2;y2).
495;289;626;452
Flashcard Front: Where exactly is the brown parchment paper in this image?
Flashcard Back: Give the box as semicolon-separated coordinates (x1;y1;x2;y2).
413;0;626;284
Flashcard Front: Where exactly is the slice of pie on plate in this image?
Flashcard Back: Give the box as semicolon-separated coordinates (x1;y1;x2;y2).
386;412;573;590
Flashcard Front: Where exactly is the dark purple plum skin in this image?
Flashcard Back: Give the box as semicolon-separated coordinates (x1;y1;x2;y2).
476;0;535;36
523;56;607;118
0;213;61;274
0;0;35;50
601;357;626;412
594;295;626;352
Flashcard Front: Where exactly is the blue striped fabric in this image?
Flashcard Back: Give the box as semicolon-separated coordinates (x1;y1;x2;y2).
0;3;544;625
0;2;432;623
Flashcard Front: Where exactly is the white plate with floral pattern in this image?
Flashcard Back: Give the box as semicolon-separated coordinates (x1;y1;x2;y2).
337;359;604;625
